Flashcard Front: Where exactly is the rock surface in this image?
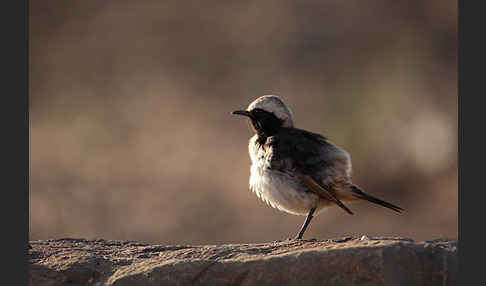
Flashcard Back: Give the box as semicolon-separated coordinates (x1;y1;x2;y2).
29;237;457;286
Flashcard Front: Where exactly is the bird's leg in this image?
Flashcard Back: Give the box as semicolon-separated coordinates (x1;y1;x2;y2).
295;207;316;239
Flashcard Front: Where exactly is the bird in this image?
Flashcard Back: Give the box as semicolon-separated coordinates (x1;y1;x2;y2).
231;95;403;239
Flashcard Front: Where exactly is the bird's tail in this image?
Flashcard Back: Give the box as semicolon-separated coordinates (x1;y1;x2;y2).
349;185;403;213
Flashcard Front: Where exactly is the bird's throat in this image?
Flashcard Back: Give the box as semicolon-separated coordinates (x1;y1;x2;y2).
251;119;282;137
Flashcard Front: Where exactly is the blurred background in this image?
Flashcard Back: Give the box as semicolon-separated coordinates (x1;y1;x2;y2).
30;0;457;244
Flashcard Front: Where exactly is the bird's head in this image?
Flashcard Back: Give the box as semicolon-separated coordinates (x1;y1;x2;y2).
231;95;294;136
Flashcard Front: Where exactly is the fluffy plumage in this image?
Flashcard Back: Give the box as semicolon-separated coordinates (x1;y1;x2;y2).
232;95;402;238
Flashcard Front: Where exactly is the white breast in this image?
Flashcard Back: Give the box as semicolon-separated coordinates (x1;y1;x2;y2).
248;136;323;216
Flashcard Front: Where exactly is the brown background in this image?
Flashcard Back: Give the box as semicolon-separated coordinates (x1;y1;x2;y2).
30;0;457;244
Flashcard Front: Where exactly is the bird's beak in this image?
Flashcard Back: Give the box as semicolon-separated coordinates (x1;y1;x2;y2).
231;110;252;118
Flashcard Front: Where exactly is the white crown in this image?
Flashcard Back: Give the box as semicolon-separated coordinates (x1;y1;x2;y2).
247;95;294;127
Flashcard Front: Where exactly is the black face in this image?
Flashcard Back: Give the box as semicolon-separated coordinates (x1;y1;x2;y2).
232;108;284;136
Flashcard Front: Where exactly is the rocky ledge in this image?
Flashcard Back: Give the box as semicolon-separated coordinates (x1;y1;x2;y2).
29;236;457;286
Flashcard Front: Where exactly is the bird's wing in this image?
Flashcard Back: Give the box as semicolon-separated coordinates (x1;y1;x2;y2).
299;174;353;215
270;128;352;182
265;128;403;215
265;128;354;214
